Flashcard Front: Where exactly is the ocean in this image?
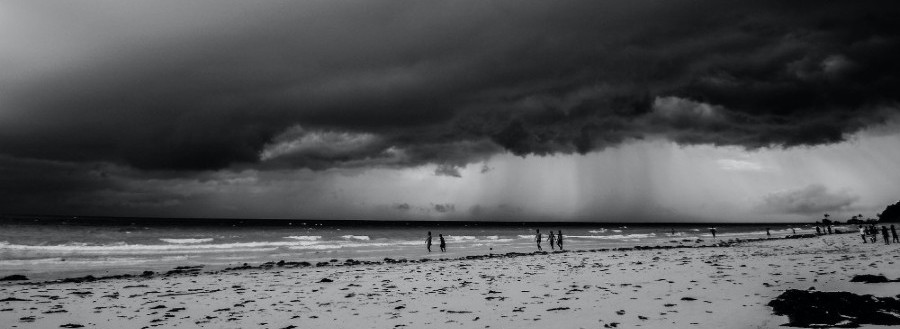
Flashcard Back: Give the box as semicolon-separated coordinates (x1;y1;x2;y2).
0;217;837;281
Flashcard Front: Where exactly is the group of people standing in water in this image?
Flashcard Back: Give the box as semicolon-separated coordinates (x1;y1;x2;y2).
535;229;563;251
859;224;899;245
424;231;446;252
425;230;564;252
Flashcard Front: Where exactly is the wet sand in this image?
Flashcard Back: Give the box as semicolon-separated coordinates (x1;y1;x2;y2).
2;233;899;328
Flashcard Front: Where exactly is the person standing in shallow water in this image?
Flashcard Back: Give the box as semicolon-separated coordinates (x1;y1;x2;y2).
426;231;432;252
535;229;542;251
548;230;556;251
710;227;717;239
766;228;771;238
556;230;563;250
439;234;446;252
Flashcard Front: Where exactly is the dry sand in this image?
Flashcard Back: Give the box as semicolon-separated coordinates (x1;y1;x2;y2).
2;233;899;328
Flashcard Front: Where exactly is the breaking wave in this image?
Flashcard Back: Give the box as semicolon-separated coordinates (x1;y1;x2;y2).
159;238;214;244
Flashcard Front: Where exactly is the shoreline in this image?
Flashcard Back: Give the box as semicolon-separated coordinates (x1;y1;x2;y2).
4;233;824;286
4;231;898;329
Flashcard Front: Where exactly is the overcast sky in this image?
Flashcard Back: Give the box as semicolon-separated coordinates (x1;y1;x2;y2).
2;0;899;222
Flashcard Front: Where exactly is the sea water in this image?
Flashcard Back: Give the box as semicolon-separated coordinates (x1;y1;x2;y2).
0;218;834;280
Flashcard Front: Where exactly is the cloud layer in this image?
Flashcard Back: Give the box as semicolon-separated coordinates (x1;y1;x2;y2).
1;0;899;173
761;184;860;215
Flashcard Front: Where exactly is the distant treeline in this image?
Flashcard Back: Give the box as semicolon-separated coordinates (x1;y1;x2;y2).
880;200;900;222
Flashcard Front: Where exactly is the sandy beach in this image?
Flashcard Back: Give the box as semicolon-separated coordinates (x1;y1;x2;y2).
2;232;899;329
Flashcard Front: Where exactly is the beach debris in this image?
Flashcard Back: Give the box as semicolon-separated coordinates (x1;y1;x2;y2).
444;310;472;314
0;274;28;281
318;277;334;283
165;266;203;276
0;297;31;302
159;289;222;297
59;324;85;328
768;289;900;327
60;275;97;283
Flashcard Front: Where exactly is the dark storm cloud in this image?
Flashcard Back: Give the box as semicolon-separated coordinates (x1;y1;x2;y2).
1;0;899;173
0;155;191;215
433;203;456;213
434;164;462;178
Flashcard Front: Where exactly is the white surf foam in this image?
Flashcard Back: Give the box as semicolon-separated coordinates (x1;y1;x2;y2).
568;233;657;240
285;235;322;241
340;235;370;241
159;238;214;244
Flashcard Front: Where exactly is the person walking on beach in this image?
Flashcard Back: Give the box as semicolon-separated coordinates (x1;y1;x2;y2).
860;226;867;243
439;234;446;252
870;224;878;243
426;231;433;252
556;230;563;250
882;226;890;245
535;229;543;251
892;225;899;243
548;230;556;250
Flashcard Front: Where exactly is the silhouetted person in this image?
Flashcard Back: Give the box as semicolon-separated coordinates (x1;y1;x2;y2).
557;231;563;250
859;226;867;244
766;228;771;238
892;225;899;243
870;225;877;243
791;228;796;235
815;226;821;235
882;226;890;245
426;231;432;252
710;228;717;239
535;229;542;251
548;230;555;250
439;234;446;252
827;225;832;235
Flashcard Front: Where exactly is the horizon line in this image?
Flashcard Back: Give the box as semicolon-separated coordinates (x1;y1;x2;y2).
0;213;829;226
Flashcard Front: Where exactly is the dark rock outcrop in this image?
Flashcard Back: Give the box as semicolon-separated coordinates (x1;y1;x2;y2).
768;289;900;327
